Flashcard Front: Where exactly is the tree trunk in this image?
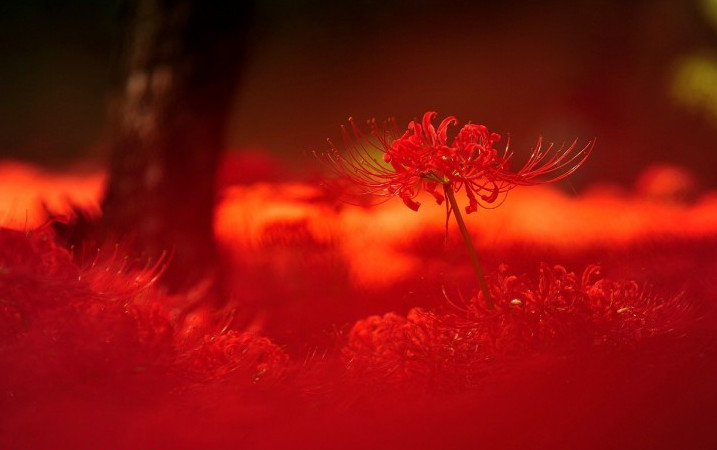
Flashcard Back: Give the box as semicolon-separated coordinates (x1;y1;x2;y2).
101;0;252;295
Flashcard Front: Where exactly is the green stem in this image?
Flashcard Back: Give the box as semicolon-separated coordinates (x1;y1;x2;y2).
443;183;494;309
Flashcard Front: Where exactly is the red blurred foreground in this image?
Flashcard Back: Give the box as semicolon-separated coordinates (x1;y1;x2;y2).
1;159;716;449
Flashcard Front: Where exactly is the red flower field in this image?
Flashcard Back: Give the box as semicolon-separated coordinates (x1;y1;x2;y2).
1;151;716;448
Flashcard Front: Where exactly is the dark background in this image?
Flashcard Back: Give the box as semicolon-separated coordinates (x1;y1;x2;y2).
1;0;716;189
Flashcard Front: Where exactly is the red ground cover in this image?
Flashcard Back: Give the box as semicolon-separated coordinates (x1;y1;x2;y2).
1;160;716;449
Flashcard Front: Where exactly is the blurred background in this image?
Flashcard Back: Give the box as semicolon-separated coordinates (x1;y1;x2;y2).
1;0;716;190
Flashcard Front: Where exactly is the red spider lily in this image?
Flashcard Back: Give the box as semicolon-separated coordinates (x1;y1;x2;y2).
323;111;592;309
324;111;593;214
342;264;689;391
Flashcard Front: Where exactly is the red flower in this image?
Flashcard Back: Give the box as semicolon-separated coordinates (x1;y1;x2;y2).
325;111;592;214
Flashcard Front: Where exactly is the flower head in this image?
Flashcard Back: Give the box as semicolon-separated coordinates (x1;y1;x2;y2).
323;111;592;214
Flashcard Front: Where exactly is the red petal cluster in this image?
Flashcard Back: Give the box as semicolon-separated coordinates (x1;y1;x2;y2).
181;330;288;384
342;264;689;391
0;224;287;393
325;111;592;213
0;226;176;389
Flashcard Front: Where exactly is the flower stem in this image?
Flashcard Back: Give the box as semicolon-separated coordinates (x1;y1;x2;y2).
443;183;494;309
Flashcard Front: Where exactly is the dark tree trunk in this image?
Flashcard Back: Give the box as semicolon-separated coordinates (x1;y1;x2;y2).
101;0;252;295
